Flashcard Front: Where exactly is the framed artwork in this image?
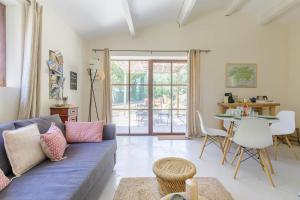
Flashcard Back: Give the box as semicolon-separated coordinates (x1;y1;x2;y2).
70;71;77;90
47;50;65;99
226;63;257;88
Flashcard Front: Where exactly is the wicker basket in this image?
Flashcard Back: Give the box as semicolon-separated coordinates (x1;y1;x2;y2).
153;157;197;196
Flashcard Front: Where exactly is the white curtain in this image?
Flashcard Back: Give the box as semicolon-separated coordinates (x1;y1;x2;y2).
99;48;112;123
18;0;43;119
187;49;202;137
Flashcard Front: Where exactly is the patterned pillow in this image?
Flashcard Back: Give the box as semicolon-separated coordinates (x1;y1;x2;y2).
40;123;67;161
0;169;10;191
65;121;103;143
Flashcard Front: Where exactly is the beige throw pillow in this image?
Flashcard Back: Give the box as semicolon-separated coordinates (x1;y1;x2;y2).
3;124;46;176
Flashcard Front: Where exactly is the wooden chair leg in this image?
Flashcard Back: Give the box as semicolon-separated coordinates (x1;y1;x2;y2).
218;136;224;154
285;136;299;160
222;139;233;165
234;147;244;179
221;122;234;164
231;145;241;166
263;149;275;174
259;150;276;187
222;136;227;149
274;136;278;160
257;149;264;170
221;138;230;165
200;135;208;159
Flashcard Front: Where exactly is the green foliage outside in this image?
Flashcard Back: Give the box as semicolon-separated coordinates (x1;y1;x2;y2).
111;61;187;104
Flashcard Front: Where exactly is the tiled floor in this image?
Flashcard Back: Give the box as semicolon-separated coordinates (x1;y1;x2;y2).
98;136;300;200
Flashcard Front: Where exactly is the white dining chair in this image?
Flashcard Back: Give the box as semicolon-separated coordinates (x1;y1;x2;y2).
270;110;298;160
232;118;275;187
197;111;227;159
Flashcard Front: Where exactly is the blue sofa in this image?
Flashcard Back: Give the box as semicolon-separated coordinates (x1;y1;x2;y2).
0;115;117;200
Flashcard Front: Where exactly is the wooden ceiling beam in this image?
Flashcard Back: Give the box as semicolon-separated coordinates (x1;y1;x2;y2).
177;0;197;26
121;0;135;37
259;0;300;25
225;0;250;16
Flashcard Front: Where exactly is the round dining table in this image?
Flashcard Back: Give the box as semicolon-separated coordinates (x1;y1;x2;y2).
214;114;279;165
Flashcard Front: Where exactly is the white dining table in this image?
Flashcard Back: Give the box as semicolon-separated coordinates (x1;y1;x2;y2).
214;115;279;124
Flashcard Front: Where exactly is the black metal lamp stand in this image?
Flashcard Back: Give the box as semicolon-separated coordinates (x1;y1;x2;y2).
88;68;99;121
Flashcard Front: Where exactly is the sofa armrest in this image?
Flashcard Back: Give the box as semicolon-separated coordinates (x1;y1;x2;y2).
103;124;116;140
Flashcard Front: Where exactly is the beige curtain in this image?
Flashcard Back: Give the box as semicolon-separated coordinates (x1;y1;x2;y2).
187;49;201;137
18;0;43;119
99;48;112;123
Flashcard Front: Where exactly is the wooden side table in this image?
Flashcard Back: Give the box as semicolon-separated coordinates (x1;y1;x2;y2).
50;105;78;124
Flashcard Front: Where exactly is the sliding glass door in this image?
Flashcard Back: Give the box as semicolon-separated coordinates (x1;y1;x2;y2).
111;60;187;135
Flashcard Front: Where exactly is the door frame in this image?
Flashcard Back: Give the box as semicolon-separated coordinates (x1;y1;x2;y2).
111;59;187;136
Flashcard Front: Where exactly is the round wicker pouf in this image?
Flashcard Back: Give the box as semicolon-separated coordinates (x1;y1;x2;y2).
153;157;197;196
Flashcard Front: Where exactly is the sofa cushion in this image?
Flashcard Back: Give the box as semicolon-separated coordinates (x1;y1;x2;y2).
14;115;64;134
0;140;117;200
40;123;67;161
0;169;10;191
0;123;15;175
3;124;46;176
65;121;103;143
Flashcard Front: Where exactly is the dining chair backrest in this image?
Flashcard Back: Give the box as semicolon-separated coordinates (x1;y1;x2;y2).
233;118;273;149
223;109;241;130
270;111;295;135
196;111;207;135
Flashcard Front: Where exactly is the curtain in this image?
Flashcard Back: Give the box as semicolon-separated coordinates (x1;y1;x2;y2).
187;49;201;137
99;48;112;123
18;0;43;119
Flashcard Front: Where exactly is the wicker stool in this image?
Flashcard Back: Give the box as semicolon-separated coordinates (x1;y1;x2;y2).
153;157;197;196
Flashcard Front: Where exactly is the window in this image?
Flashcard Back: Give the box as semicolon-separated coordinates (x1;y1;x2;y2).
111;59;188;135
0;3;5;87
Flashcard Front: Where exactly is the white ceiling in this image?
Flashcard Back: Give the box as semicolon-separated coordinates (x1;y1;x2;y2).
45;0;300;38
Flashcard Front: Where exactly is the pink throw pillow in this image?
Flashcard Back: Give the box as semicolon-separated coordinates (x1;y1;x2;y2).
0;169;10;191
40;123;67;161
65;121;103;143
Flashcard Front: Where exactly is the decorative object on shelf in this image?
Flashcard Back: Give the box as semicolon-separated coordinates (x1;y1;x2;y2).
224;93;234;103
250;97;256;103
70;71;77;90
226;63;257;88
47;50;65;99
87;59;104;122
62;96;68;105
50;105;78;124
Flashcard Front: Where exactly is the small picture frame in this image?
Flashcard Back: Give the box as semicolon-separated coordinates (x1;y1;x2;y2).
70;71;77;90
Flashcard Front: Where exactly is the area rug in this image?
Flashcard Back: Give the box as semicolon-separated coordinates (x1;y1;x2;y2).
113;177;234;200
157;135;187;140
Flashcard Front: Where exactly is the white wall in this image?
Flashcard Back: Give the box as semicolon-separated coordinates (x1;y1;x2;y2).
87;10;290;128
0;1;87;122
0;87;19;122
39;0;87;120
287;25;300;127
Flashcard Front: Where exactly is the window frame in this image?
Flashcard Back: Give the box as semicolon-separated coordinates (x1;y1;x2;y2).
111;59;188;136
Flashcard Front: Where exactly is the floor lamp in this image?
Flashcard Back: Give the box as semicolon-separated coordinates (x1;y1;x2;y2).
87;68;99;122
